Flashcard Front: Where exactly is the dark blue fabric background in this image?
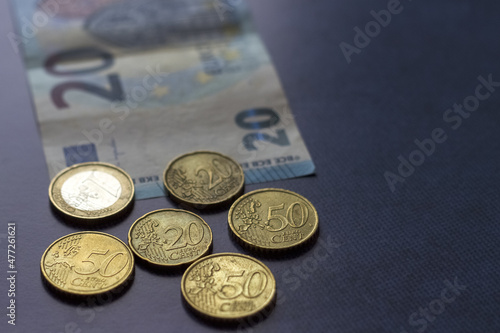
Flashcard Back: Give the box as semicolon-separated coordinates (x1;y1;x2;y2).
1;0;499;332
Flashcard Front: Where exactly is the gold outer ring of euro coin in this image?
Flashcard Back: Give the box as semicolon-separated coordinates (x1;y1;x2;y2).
40;231;134;296
128;209;213;267
181;253;276;320
228;188;319;251
163;151;244;208
49;162;134;220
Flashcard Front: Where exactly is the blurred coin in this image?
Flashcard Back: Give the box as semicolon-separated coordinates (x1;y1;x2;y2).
49;162;134;220
164;151;244;208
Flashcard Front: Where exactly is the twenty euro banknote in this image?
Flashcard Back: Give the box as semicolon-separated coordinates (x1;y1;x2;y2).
10;0;315;199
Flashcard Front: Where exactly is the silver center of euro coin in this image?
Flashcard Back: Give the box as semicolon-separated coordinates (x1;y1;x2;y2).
61;170;122;211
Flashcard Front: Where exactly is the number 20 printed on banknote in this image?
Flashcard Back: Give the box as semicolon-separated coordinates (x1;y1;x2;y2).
11;0;315;199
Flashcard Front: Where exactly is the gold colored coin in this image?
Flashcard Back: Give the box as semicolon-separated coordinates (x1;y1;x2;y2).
228;188;319;250
163;151;244;208
181;253;276;320
49;162;134;220
128;209;213;267
41;231;134;296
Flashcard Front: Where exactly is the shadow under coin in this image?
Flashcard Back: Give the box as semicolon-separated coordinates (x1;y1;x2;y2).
181;290;277;331
133;242;213;277
49;199;134;230
228;225;320;262
41;269;134;307
166;195;241;216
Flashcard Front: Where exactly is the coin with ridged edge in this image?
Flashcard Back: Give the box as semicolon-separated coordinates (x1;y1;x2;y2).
181;253;276;320
49;162;134;220
163;151;244;208
128;209;212;267
41;231;134;296
228;188;319;251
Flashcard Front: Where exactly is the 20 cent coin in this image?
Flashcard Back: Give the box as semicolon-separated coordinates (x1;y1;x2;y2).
128;209;212;267
163;151;244;208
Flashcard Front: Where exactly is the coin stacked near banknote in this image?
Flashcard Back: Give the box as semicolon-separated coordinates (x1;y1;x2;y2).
49;162;135;221
41;151;319;324
128;209;213;267
163;151;245;209
24;0;318;323
41;232;135;296
228;188;319;251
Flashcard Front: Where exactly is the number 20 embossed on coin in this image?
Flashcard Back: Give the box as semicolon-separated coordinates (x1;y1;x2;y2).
228;189;319;250
128;209;212;267
49;162;134;220
41;232;134;296
181;253;276;320
163;151;244;208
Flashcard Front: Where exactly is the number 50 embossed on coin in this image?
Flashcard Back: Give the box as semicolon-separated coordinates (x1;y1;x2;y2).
41;232;134;296
228;189;319;250
181;253;276;320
